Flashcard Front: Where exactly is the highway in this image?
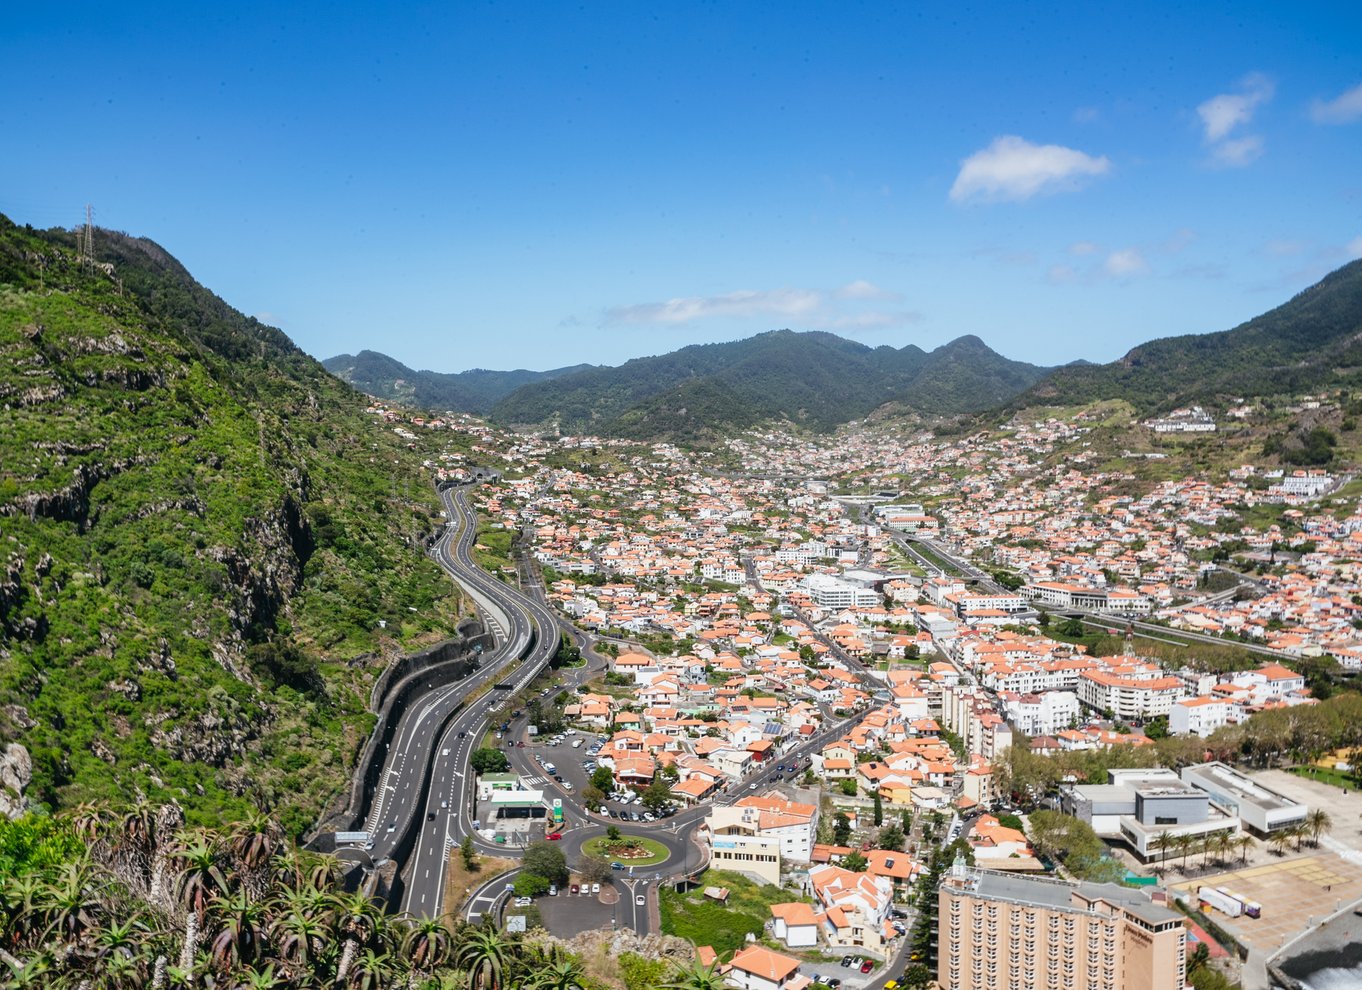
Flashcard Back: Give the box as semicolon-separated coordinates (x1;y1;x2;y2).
344;482;558;919
399;485;562;918
358;479;886;926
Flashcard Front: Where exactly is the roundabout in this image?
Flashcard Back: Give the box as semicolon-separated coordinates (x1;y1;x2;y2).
582;833;671;867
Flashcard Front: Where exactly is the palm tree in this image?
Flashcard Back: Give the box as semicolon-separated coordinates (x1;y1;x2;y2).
1307;809;1332;847
1237;834;1254;864
661;959;728;990
1151;831;1175;870
1175;832;1195;871
456;926;515;990
1269;831;1292;857
1214;831;1234;867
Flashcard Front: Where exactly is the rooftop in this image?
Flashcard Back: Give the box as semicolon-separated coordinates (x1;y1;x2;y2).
954;867;1182;927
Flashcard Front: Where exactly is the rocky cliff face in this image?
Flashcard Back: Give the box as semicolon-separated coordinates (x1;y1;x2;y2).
0;742;31;818
0;215;465;828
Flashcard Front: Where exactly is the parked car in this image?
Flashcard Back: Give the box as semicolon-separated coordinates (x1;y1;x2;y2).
570;884;579;895
549;885;558;896
859;960;873;974
591;883;600;894
546;832;563;841
840;956;853;968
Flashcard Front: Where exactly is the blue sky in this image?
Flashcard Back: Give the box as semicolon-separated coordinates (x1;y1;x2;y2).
3;2;1360;373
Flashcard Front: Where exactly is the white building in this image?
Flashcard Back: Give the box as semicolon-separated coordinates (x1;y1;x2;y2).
1078;669;1186;720
1001;690;1080;735
801;573;881;610
1169;696;1238;737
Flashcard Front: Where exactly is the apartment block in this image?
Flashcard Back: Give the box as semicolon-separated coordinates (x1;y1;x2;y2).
938;864;1186;990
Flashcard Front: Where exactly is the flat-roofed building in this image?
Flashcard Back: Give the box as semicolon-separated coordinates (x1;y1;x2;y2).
1180;762;1308;836
938;862;1186;990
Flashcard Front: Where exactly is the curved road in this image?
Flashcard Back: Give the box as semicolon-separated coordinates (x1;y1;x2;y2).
361;481;880;926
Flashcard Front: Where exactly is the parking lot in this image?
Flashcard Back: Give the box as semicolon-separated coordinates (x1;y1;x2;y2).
1171;852;1362;955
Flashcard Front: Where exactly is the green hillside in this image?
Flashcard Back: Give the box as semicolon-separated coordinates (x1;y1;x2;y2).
323;349;594;413
0;215;464;833
1022;259;1362;413
490;329;1049;441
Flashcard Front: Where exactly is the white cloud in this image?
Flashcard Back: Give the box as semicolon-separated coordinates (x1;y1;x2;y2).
1264;239;1305;257
604;281;918;331
1196;74;1272;168
949;135;1111;203
1311;81;1362;124
1068;241;1100;256
1197;73;1274;141
1047;264;1079;284
1347;236;1362;260
1104;248;1149;277
606;287;821;325
1209;134;1264;168
827;310;923;330
835;279;900;301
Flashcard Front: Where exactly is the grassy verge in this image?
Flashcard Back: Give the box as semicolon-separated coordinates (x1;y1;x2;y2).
443;853;518;921
659;869;810;958
1291;764;1360;790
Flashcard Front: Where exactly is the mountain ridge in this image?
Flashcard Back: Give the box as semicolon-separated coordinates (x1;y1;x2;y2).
0;215;464;831
322;349;594;414
1016;258;1362;414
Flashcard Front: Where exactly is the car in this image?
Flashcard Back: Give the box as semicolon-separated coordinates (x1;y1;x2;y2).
810;976;822;987
611;862;624;870
591;883;600;894
549;884;558;896
458;731;467;738
748;782;757;789
840;956;853;968
883;982;898;990
564;782;574;791
553;775;564;783
635;895;646;905
570;884;579;895
643;812;655;822
472;819;481;829
859;961;873;974
825;980;841;989
630;811;642;822
546;832;563;841
513;896;533;908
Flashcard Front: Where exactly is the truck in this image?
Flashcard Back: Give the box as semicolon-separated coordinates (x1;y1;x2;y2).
1198;886;1259;918
1224;889;1262;918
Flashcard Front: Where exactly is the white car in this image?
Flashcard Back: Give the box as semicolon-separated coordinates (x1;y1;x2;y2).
591;883;601;894
635;895;646;905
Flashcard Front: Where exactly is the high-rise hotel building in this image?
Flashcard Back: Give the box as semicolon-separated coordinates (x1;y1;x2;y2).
938;861;1187;990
